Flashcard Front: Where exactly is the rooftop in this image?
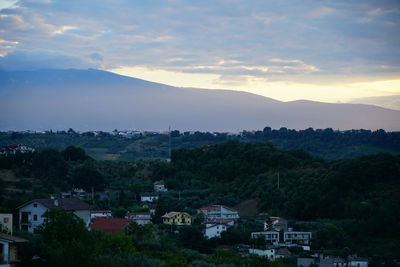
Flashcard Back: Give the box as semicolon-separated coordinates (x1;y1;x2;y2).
91;217;130;233
17;198;92;211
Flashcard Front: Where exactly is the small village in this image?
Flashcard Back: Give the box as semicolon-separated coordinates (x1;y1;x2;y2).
1;179;369;267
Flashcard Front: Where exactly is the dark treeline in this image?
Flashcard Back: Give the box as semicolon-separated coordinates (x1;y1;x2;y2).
1;127;399;160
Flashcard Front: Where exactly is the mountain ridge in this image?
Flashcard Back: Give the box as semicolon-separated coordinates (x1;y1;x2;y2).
0;68;399;131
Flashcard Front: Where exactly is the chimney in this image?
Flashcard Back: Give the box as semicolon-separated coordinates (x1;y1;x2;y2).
54;199;59;207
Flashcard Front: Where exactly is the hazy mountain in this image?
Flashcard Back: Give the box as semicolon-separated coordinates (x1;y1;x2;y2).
1;69;399;131
348;95;400;111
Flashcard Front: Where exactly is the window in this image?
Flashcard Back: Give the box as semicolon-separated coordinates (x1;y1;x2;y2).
33;214;38;221
33;203;37;208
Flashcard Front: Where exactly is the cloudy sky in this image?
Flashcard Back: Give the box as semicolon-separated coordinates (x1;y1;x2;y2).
1;0;399;102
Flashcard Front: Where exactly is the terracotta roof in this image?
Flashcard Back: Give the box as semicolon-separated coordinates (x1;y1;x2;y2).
17;198;92;211
91;218;130;233
0;233;28;243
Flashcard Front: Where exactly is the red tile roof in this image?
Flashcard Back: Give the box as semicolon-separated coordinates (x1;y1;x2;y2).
91;218;130;233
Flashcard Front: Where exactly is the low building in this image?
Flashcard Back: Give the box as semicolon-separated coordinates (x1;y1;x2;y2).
140;192;159;202
348;256;368;267
251;231;280;244
284;231;312;245
0;233;28;267
0;144;35;156
204;223;228;239
199;205;239;221
275;247;291;259
153;181;167;192
319;257;348;267
17;198;92;233
162;212;192;225
91;217;130;234
249;248;275;260
91;210;112;219
126;212;151;225
251;230;312;245
0;214;13;235
297;257;315;267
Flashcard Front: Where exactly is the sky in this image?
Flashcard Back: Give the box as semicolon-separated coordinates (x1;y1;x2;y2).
0;0;399;102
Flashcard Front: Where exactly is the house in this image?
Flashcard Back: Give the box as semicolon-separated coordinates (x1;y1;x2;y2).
297;257;315;267
251;230;312;245
319;257;348;267
17;198;92;233
0;144;35;156
162;212;192;225
153;180;167;192
264;217;288;231
251;231;280;244
249;248;275;260
204;223;228;239
284;231;312;245
142;203;157;215
275;247;291;259
0;233;28;267
91;217;130;234
140;192;159;202
126;212;151;225
91;210;112;219
199;205;239;221
348;256;368;267
0;214;13;235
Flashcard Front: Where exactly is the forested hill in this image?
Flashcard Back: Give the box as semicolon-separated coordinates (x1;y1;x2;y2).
1;127;400;160
160;141;400;257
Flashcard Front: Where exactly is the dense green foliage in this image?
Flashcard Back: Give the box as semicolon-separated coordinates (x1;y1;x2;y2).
1;139;399;265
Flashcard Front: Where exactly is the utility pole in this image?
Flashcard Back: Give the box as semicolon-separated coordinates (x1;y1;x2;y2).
277;172;280;190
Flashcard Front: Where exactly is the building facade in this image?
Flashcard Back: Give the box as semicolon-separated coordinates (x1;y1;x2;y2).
17;198;91;233
162;212;192;225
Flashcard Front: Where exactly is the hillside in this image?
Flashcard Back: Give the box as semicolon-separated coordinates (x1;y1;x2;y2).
1;69;400;131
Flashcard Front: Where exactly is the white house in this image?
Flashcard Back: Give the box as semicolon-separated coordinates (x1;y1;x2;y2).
91;210;112;219
204;223;228;239
0;233;28;267
153;180;167;192
17;198;92;233
348;256;368;267
249;248;275;260
126;212;151;225
199;205;240;221
140;192;159;202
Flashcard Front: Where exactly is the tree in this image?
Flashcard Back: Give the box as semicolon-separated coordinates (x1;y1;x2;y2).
128;180;144;200
36;209;95;266
71;165;105;191
61;146;88;161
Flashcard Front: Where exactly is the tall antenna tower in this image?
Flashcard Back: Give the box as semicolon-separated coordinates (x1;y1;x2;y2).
168;125;172;160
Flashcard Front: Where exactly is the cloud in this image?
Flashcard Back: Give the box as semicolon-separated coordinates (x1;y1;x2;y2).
0;0;398;90
0;50;100;70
